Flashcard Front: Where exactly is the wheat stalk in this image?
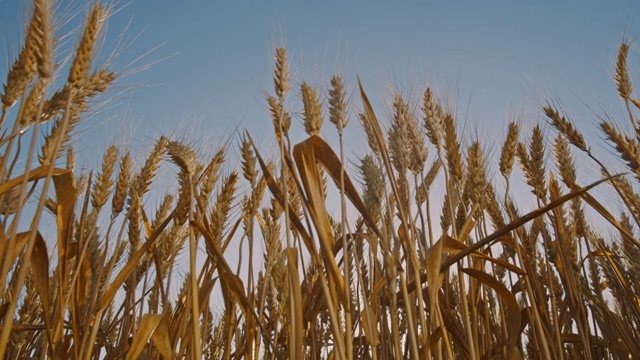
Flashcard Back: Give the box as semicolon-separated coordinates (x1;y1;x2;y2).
3;2;640;356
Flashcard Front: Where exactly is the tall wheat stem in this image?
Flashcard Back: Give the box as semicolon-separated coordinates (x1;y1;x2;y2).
337;129;354;360
0;81;68;358
0;96;30;291
503;196;553;359
432;149;454;359
80;215;118;359
413;172;430;355
188;177;203;360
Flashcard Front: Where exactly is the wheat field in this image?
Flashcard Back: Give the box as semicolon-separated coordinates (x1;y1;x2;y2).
1;1;640;359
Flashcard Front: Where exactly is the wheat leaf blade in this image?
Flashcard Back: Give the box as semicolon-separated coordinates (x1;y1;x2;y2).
125;314;163;360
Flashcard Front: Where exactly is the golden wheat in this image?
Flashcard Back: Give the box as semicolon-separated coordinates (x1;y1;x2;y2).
2;2;640;358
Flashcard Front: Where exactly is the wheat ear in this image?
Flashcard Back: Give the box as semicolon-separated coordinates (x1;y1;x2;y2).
301;82;323;136
69;4;105;89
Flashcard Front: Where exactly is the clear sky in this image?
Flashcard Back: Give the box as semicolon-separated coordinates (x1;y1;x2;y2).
0;0;638;173
0;0;638;313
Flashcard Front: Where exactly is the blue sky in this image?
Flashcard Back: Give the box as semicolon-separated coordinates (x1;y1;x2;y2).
0;0;638;171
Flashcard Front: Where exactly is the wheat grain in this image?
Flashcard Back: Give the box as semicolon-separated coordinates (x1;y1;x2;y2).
569;196;587;239
166;140;197;175
405;99;428;175
42;69;116;122
620;214;640;280
422;87;444;149
440;190;453;231
389;95;412;174
443;113;463;183
466;142;488;212
151;194;174;232
20;79;46;128
40;86;70;121
518;125;547;201
485;184;505;230
240;138;256;187
601;122;640;177
69;4;105;89
544;105;587;152
615;43;632;100
37;71;115;165
301;82;323;136
500;122;519;178
553;134;577;187
22;12;39;78
359;155;384;224
38;112;81;165
132;136;168;197
112;151;131;217
128;189;142;254
267;95;291;139
611;174;640;221
209;171;239;244
454;194;468;233
30;0;54;78
273;48;290;101
161;224;189;273
423;158;441;191
91;145;118;211
0;186;20;216
358;112;379;156
198;147;225;203
1;47;35;110
175;170;192;225
328;75;348;132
